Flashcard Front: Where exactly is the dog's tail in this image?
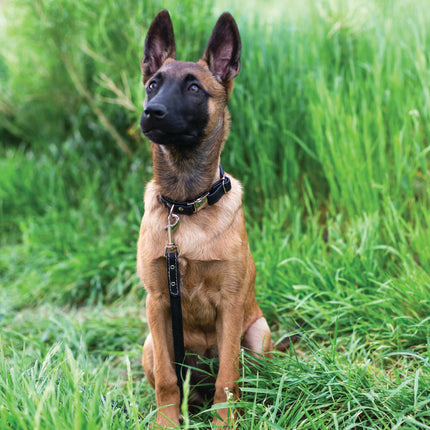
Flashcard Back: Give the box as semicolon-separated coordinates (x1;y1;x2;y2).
273;326;300;352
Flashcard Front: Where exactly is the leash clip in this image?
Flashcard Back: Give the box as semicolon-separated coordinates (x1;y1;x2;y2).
164;205;180;255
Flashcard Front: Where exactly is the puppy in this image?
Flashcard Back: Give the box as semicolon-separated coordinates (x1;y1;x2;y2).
137;10;272;428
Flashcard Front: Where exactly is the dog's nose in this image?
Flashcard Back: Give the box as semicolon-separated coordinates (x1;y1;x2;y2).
144;103;167;120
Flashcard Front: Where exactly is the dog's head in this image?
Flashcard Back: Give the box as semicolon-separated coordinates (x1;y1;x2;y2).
140;10;241;147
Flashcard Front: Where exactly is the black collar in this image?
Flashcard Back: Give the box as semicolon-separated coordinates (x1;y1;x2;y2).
160;164;231;215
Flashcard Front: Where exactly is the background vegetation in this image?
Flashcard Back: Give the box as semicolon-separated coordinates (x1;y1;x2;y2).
1;0;430;427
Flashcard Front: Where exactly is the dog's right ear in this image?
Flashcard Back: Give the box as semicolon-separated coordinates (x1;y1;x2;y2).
141;10;176;83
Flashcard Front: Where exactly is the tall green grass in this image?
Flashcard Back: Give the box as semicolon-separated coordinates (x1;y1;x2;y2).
1;0;430;427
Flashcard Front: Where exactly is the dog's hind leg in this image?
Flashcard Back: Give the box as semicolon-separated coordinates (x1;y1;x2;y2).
142;334;155;388
242;317;272;356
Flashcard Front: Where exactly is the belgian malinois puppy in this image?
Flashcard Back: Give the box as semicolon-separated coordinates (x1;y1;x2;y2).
137;10;272;428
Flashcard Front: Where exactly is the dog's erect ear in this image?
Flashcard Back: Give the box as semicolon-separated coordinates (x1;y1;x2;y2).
142;10;176;82
202;13;241;83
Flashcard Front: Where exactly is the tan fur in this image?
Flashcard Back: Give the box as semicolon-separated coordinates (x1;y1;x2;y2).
137;12;272;429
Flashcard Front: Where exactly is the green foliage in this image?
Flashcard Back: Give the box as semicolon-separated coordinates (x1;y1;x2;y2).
1;0;430;427
0;0;215;152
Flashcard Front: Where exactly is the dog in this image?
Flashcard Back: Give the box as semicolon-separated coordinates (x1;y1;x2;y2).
137;10;272;428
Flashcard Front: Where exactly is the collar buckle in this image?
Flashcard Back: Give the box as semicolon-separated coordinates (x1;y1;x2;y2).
188;193;209;213
221;173;227;194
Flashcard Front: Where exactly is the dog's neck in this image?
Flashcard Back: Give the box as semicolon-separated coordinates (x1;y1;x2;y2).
151;114;229;202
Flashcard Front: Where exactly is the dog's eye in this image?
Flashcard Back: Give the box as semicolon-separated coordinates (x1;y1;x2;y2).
148;81;158;91
188;84;199;93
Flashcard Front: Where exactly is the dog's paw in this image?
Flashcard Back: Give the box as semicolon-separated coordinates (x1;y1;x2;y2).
153;413;181;429
212;412;235;429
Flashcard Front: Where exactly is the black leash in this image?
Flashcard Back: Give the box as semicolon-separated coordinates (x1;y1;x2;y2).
165;245;186;399
162;164;231;399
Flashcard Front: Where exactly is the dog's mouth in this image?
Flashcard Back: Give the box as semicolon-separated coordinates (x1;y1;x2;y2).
142;127;199;146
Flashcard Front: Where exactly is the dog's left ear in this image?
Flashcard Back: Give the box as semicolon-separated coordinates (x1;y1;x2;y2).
142;10;176;83
202;13;241;83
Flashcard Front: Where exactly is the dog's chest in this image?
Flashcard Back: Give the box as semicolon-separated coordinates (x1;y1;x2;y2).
178;257;224;331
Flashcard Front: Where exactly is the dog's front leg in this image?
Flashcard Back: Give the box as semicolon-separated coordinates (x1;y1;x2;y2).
146;294;181;428
213;302;243;428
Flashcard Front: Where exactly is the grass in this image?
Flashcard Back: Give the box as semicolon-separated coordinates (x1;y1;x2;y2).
1;0;430;428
